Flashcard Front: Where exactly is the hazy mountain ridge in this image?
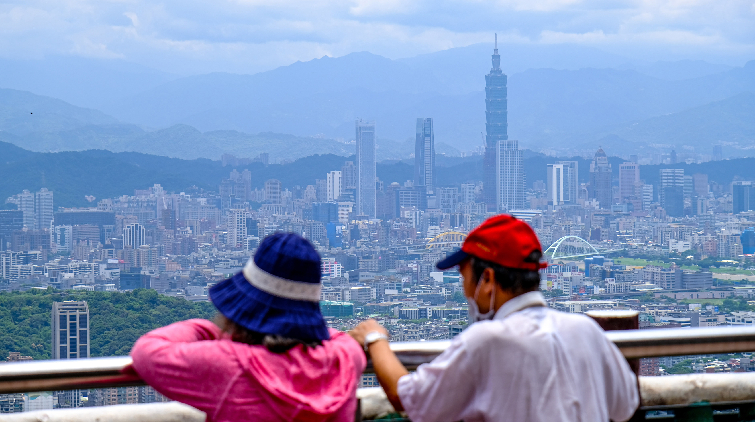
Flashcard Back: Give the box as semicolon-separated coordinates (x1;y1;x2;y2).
0;89;118;135
3;140;755;209
96;53;754;150
0;48;753;157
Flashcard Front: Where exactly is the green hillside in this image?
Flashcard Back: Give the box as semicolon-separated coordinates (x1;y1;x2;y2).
0;289;217;360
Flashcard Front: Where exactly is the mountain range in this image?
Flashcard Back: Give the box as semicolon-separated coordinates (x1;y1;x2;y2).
0;43;753;159
3;140;755;209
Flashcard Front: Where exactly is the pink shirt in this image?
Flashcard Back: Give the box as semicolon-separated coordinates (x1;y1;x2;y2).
131;319;366;422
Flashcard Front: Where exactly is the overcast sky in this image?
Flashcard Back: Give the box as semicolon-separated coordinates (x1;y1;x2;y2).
1;0;754;75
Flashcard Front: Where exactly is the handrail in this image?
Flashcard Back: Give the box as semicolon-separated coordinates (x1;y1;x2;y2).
1;325;755;394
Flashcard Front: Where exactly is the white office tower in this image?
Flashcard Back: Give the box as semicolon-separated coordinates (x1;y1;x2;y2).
414;118;435;194
123;223;146;248
35;188;54;230
356;120;376;218
547;164;565;206
327;171;342;202
559;161;578;204
52;301;90;408
227;209;248;248
18;190;35;229
496;140;524;212
547;161;578;206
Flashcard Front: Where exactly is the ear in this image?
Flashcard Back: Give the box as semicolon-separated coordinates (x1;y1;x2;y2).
483;267;496;288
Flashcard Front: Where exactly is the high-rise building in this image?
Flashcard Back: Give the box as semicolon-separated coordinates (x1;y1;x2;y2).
52;301;90;409
35;188;54;230
356;120;376;218
618;162;640;203
660;169;685;217
414;118;435;195
341;161;357;190
264;179;282;204
693;174;709;197
52;301;90;359
559;161;578;205
483;34;508;211
733;181;755;214
589;148;613;209
0;210;23;251
123;223;146;248
742;227;755;255
227;209;248;248
713;145;723;161
326;171;342;202
546;161;578;206
546;164;565;206
18;190;36;229
496;140;524;212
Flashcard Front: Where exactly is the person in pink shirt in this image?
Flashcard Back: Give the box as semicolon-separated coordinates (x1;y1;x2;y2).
130;233;366;422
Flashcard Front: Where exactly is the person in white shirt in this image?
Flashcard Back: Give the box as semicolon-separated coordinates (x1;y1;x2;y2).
350;214;640;422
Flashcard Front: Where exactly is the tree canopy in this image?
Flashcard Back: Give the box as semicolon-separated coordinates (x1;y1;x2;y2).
0;289;216;360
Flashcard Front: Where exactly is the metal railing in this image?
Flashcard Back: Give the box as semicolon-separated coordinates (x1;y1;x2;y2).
2;325;755;395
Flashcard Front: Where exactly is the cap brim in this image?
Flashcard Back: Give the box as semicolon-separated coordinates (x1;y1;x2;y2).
436;249;469;270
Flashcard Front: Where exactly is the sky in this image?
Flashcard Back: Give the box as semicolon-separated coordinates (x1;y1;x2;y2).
1;0;754;75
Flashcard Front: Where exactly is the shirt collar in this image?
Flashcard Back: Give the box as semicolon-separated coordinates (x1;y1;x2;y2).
493;291;547;321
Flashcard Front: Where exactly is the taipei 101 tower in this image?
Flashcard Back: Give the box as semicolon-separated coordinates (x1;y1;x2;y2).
483;34;508;211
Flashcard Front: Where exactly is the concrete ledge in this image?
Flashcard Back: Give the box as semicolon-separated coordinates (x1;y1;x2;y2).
0;402;206;422
640;373;755;407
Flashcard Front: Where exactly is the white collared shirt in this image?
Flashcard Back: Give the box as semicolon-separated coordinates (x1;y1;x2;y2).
397;291;639;422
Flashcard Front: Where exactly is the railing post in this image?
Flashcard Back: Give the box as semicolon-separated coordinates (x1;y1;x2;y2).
586;310;640;375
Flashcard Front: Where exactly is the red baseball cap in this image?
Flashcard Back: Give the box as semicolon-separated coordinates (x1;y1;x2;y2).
436;214;547;271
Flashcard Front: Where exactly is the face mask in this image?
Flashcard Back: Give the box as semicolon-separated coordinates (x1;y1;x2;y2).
466;275;496;323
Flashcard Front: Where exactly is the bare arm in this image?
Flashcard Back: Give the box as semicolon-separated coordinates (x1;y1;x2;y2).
350;319;408;411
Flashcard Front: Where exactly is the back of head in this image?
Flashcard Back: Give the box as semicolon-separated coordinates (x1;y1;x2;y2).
209;232;329;351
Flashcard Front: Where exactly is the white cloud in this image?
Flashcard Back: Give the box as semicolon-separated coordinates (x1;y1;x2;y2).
0;0;752;73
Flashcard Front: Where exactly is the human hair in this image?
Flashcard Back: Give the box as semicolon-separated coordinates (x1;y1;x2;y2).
215;314;322;353
469;251;543;295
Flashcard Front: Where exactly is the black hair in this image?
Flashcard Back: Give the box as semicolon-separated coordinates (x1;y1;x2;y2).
469;250;543;295
215;314;322;353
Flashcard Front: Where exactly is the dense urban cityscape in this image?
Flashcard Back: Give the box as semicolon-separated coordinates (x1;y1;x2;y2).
1;41;755;413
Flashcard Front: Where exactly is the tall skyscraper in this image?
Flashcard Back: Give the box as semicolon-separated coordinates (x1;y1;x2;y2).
356;120;376;218
35;188;54;230
18;190;35;229
660;169;685;217
496;140;524;211
227;209;248;247
618;162;640;203
52;301;90;360
52;301;90;408
341;161;357;190
733;181;754;214
546;164;565;206
547;161;578;206
264;179;282;204
589;148;613;209
326;171;342;202
483;34;508;211
0;210;23;251
123;223;146;248
414;118;435;195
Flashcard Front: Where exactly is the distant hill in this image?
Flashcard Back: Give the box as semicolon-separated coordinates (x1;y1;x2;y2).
0;88;464;161
94;50;755;150
602;92;755;152
4;140;755;209
0;56;177;110
0;289;215;359
0;89;118;135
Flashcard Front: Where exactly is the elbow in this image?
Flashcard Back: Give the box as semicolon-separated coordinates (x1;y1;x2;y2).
386;390;404;413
